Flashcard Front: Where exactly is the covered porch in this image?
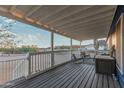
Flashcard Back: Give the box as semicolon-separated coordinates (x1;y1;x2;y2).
0;5;123;88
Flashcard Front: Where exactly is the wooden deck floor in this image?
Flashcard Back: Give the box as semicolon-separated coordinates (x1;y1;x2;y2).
4;62;121;88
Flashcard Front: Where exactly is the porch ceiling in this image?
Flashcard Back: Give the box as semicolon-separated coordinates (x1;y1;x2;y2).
0;5;117;41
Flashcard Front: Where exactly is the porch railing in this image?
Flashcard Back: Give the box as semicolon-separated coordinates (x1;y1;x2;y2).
0;50;79;85
28;50;77;76
28;51;52;76
0;49;108;85
0;58;28;85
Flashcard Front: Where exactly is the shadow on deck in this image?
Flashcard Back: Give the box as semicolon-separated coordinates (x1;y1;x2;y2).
2;59;121;88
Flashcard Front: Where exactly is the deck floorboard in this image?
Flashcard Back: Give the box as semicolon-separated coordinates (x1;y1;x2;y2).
3;62;121;88
50;64;87;88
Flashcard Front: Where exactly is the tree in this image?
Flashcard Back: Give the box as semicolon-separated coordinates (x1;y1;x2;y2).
0;18;21;53
15;45;38;53
0;31;16;48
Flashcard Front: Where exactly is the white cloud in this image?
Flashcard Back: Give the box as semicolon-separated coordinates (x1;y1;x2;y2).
4;19;16;24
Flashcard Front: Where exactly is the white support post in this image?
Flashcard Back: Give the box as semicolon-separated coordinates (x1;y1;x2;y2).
80;41;82;49
94;38;98;55
51;32;54;67
70;38;72;60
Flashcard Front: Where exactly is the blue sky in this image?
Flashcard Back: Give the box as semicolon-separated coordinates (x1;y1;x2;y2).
0;16;84;48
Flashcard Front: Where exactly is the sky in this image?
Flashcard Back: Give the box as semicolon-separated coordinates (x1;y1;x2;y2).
0;16;93;48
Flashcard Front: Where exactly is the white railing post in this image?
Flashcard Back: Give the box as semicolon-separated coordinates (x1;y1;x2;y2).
51;32;54;67
28;53;31;76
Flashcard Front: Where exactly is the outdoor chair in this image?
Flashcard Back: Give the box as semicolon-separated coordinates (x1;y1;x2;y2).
71;54;84;64
80;51;91;59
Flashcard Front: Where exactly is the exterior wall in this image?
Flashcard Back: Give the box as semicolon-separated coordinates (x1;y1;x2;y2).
122;13;124;77
115;18;122;73
112;32;116;47
107;6;124;87
119;14;124;87
108;14;124;87
108;14;123;73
